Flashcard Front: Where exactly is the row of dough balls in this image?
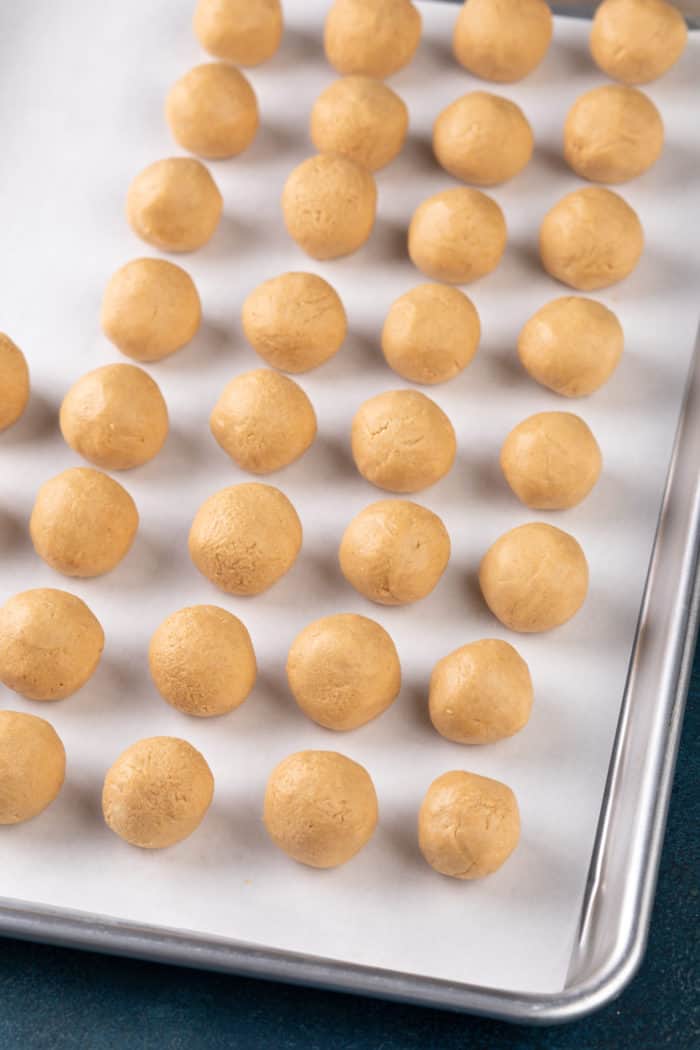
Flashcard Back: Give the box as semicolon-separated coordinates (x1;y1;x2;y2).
1;711;520;878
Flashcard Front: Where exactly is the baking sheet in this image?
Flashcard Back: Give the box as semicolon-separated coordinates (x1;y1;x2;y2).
0;0;699;997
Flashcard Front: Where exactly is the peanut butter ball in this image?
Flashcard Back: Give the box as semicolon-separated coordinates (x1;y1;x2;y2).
210;369;317;474
429;639;533;744
189;482;302;595
149;605;256;717
0;588;104;701
242;272;347;373
287;614;401;730
480;523;589;632
194;0;283;65
433;92;533;186
453;0;553;82
501;412;602;510
564;86;664;185
0;711;66;824
590;0;688;84
101;258;201;363
264;750;378;867
282;153;377;260
126;157;223;252
518;297;624;397
60;364;168;471
408;188;507;284
324;0;422;79
539;188;644;291
0;333;30;432
351;389;456;493
381;284;481;384
102;737;214;849
166;62;259;158
311;76;408;172
340;499;450;605
30;467;139;578
419;770;520;878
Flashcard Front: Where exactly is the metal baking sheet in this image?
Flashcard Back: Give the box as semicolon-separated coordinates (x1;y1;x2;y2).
0;0;698;1023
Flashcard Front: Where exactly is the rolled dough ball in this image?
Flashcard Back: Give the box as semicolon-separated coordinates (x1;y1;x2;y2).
408;188;507;284
324;0;422;79
0;588;104;701
263;750;378;867
564;86;664;185
479;522;589;632
351;389;456;493
0;333;30;432
501;411;602;510
102;736;214;848
101;258;201;362
210;369;317;474
194;0;283;65
381;284;481;384
282;153;377;260
242;272;347;373
453;0;553;82
518;297;624;397
60;364;169;471
310;76;408;172
340;499;451;605
419;770;520;878
0;711;66;824
189;482;302;595
149;605;256;717
126;157;223;252
30;467;139;578
429;639;533;744
539;188;644;291
286;614;401;730
433;92;533;186
590;0;688;84
166;63;259;158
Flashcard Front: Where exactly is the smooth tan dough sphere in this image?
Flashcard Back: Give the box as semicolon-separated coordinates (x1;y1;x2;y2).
539;188;644;291
149;605;256;717
0;588;104;701
0;711;66;824
189;482;302;595
480;523;589;632
453;0;553;82
126;157;223;252
324;0;422;79
351;389;456;493
194;0;283;65
60;364;169;471
381;284;481;385
264;750;378;867
340;499;451;605
518;297;624;397
0;333;30;432
408;188;507;285
311;76;408;172
102;737;214;849
590;0;688;84
242;272;347;373
210;369;317;474
286;614;401;730
282;153;377;260
419;770;520;878
564;85;664;185
101;258;201;363
429;639;533;745
433;92;533;186
166;62;259;159
30;467;139;578
501;411;602;510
